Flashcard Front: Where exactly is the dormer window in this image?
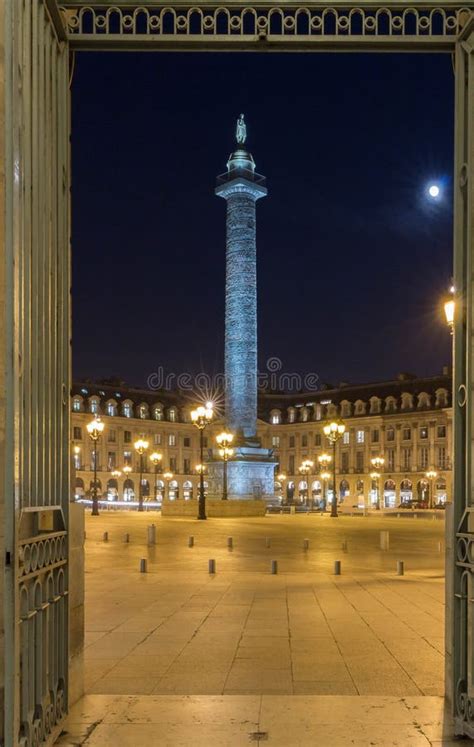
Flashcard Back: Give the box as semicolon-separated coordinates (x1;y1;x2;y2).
123;402;132;418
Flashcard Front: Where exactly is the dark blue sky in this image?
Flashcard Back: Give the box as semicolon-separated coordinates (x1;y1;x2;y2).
72;52;453;389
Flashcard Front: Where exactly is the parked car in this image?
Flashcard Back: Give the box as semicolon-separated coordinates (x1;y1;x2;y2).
398;499;428;509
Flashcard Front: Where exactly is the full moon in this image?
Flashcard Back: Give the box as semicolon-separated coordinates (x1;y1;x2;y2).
428;184;440;198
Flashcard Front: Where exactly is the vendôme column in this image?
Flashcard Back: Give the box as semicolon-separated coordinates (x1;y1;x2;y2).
209;115;276;502
215;114;267;439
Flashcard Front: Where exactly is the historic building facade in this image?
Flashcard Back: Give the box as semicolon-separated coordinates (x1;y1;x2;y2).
71;369;452;509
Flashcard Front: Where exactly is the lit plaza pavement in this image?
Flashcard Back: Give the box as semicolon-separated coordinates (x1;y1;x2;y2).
56;511;458;745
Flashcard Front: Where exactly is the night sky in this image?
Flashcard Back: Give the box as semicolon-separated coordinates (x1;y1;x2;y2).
72;52;453;391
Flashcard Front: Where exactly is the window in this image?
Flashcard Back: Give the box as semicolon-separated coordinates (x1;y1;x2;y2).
90;450;98;469
356;451;364;472
341;451;349;473
289;435;295;448
169;456;177;472
123;403;132;418
108;452;116;469
387;449;395;471
315;404;322;421
302;435;308;448
420;447;429;469
139;405;147;419
183;436;191;448
289;455;295;474
315;434;322;447
272;435;280;448
402;428;411;441
153;407;163;421
437;447;447;469
124;430;131;443
386;428;395;442
73;426;82;440
72;398;81;412
343;431;350;445
108;429;116;443
271;412;281;424
183;458;191;473
371;429;379;443
402;448;412;470
168;434;176;447
437;425;446;439
106;402;116;416
153;433;162;446
123;450;132;465
420;426;428;440
73;452;81;470
356;430;364;444
288;409;296;423
169;409;176;423
90;399;99;414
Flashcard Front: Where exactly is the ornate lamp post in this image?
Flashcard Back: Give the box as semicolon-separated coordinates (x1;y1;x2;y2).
323;421;346;518
299;459;314;507
425;468;438;509
191;403;213;520
134;438;149;512
216;431;234;500
163;471;173;500
150;451;163;501
370;456;385;510
86;415;105;516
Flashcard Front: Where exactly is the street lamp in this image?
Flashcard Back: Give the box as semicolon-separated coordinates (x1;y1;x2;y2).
299;459;314;507
149;451;163;502
163;471;173;500
134;438;149;512
425;468;438;509
216;431;234;501
191;402;213;520
370;456;385;510
86;415;105;516
323;420;346;518
444;289;455;335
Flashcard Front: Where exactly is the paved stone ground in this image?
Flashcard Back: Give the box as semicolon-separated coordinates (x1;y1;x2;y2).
56;511;464;745
81;512;445;698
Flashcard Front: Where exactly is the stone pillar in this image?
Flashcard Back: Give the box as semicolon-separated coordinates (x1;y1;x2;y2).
216;147;267;440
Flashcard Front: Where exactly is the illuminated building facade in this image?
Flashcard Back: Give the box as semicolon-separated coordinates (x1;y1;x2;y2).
71;369;452;509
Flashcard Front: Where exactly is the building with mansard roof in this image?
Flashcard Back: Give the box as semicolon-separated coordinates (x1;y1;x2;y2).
71;369;451;508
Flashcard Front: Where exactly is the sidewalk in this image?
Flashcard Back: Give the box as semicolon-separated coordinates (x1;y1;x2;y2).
56;694;458;746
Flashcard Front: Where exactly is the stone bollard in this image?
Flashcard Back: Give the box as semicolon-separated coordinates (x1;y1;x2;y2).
334;560;341;575
397;560;404;576
271;560;278;575
342;540;348;553
103;532;108;542
147;524;156;546
123;533;130;543
188;536;194;548
380;530;389;551
139;558;147;573
265;537;271;548
227;537;233;549
208;559;216;574
303;539;309;551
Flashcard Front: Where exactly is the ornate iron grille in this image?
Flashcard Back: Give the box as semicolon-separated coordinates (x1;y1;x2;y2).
60;4;473;50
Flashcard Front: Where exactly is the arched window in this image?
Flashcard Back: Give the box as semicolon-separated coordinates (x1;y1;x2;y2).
435;388;448;408
369;397;381;414
327;403;338;418
139;403;148;419
340;479;350;498
106;400;117;417
123;479;135;501
89;396;100;414
72;396;83;412
153;404;163;421
270;409;281;425
340;400;351;418
354;399;366;415
383;479;396;508
417;392;431;409
168;407;177;423
385;396;397;413
287;407;296;424
400;479;413;504
122;400;133;418
401;392;414;410
301;406;311;422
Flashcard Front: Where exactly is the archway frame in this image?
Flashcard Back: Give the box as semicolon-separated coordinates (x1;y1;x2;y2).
4;1;474;744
